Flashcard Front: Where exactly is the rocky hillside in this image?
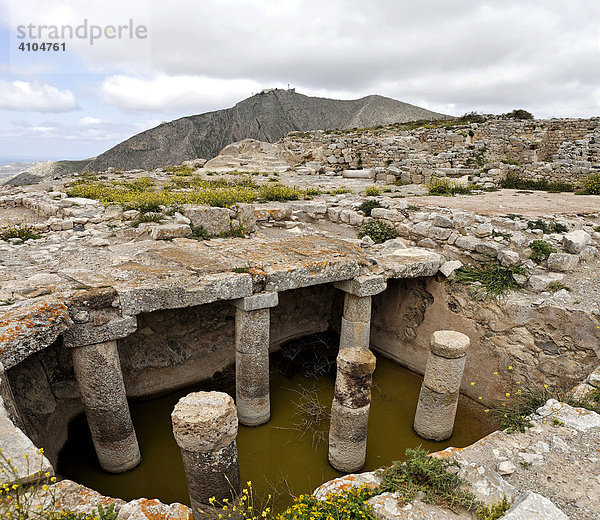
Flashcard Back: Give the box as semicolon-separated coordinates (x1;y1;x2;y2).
85;89;448;171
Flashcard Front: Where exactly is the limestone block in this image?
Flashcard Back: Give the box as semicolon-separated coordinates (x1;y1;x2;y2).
232;292;278;311
428;226;452;241
457;462;516;506
502;491;568;520
117;498;192;520
433;215;453;228
498;249;520;267
439;260;462;277
232;203;256;232
528;273;564;292
343;169;374;179
562;229;591;253
547;252;579;272
367;493;460;520
475;223;493;237
313;471;381;499
533;399;600;431
335;275;386;297
455;236;481;251
475;241;504;257
0;402;53;486
182;205;231;235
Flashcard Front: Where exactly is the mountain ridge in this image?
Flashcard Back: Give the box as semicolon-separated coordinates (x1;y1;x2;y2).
85;89;449;171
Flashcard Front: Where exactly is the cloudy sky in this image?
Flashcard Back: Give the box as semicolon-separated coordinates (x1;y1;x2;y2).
0;0;599;162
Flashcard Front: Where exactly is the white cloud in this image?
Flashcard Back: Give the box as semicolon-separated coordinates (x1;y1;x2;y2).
99;75;263;112
0;80;77;112
78;116;102;125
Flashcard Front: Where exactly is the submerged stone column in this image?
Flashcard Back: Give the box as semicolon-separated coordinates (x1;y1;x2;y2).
69;339;141;473
0;361;23;429
413;330;470;441
328;347;376;472
233;292;278;426
172;391;240;518
334;275;386;350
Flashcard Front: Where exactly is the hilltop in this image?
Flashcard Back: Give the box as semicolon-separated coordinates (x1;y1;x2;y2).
85;89;448;171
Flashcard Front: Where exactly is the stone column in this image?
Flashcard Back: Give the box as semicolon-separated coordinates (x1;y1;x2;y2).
414;330;470;441
328;347;376;473
334;275;386;350
70;340;141;473
232;292;278;426
172;391;240;518
0;361;23;429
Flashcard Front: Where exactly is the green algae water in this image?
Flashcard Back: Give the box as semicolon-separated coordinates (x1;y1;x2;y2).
57;333;494;511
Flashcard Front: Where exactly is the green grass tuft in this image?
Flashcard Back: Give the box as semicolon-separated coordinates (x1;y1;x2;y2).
452;263;525;298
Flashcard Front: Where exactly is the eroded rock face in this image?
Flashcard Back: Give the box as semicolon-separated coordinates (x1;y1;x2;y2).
371;279;600;401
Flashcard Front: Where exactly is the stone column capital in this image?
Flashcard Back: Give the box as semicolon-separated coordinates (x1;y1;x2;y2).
334;275;386;297
63;315;138;348
232;292;278;311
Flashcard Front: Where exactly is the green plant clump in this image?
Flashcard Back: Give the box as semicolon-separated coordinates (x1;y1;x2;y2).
358;220;398;244
582;172;600;195
378;447;481;512
527;219;551;234
500;173;573;193
452;263;525;298
0;224;42;242
364;185;380;196
426;177;473;196
278;485;377;520
357;199;384;216
528;240;556;263
503;109;534;120
475;496;511;520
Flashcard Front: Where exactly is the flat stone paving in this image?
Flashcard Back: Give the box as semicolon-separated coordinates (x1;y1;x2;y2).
0;235;441;368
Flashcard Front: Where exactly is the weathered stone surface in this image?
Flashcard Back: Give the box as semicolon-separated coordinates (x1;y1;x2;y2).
528;273;564;292
150;223;192;240
182;205;231;235
52;480;125;516
172;392;240;514
457;462;516;505
430;330;470;359
366;493;466;520
439;260;462;277
413;385;459;441
533;399;600;431
328;401;370;472
172;392;238;452
334;347;376;409
0;398;53;485
334;275;386;297
375;248;442;279
63;315;138;348
498;249;520;267
562;229;591;254
117;498;193;520
71;340;141;473
313;471;381;499
547;252;579;272
422;352;467;394
454;236;481;251
232;292;278;311
502;491;568;519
